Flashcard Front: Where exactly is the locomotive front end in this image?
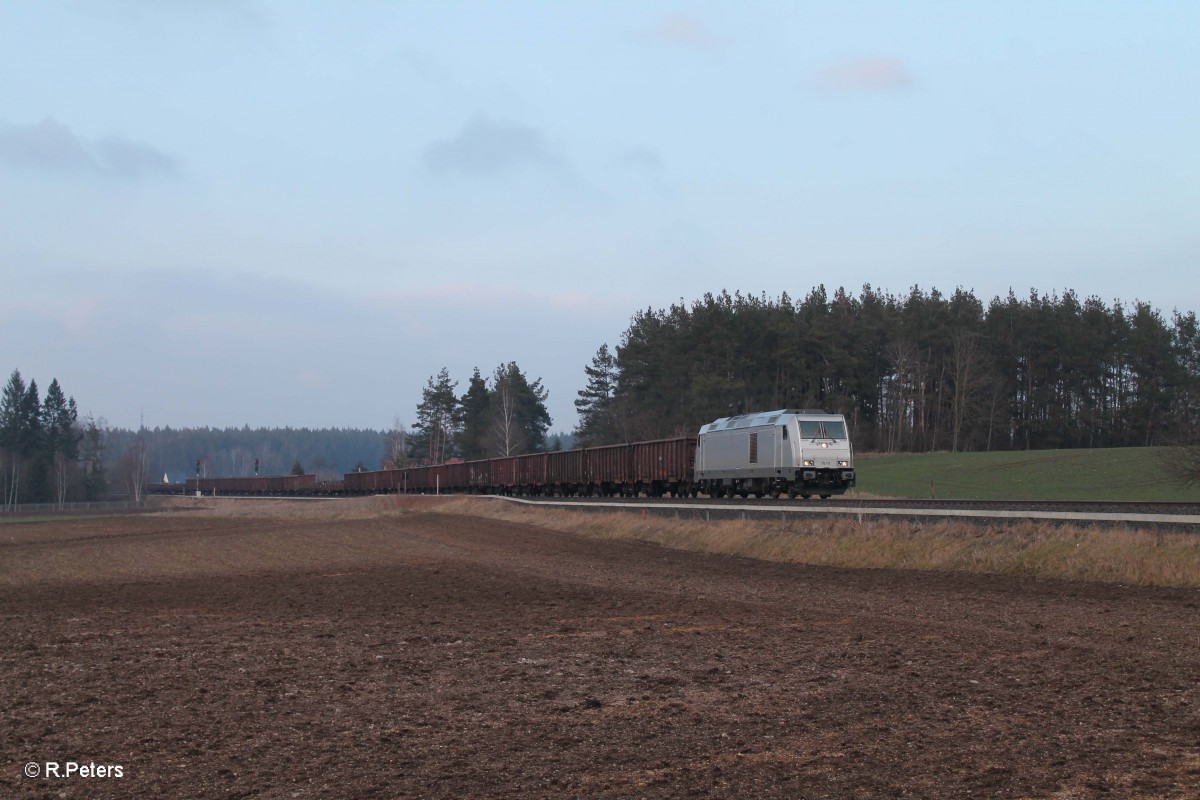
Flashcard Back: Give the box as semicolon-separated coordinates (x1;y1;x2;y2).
792;415;856;497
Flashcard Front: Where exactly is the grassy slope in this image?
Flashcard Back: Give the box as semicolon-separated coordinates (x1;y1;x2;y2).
853;446;1197;501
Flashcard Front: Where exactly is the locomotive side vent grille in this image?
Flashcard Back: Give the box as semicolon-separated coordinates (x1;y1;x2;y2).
749;433;758;464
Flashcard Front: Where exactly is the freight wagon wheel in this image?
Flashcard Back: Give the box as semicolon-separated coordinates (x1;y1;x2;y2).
819;494;831;500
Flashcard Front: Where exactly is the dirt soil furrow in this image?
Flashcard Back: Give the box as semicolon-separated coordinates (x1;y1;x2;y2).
2;508;1199;798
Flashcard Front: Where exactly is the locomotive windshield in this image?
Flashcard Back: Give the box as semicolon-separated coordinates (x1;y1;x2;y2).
798;420;847;440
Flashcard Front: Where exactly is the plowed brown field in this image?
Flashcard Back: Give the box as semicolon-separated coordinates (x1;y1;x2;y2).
3;501;1199;798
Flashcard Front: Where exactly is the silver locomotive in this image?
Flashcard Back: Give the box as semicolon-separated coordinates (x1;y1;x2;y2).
695;409;856;499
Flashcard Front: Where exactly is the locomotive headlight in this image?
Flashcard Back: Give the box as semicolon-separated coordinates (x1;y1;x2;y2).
838;460;849;467
803;459;815;467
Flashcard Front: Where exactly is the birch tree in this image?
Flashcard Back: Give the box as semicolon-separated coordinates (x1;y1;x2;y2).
489;362;551;457
117;435;150;503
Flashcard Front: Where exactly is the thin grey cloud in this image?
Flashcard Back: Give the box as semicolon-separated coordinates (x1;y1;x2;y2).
0;117;180;179
817;57;913;92
94;135;180;179
646;14;717;51
0;117;95;173
614;146;664;172
394;46;447;83
424;116;560;175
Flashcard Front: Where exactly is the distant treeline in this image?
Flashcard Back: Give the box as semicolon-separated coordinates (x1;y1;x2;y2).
104;426;388;482
8;284;1198;507
574;286;1200;452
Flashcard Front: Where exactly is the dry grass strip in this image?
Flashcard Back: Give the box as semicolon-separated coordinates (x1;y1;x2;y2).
431;498;1200;589
153;495;1200;588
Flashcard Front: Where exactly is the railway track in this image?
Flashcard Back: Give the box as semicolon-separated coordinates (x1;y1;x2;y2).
496;495;1200;528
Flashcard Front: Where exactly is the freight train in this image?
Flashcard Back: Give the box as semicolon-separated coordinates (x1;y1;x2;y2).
346;409;855;500
157;409;856;500
180;474;338;496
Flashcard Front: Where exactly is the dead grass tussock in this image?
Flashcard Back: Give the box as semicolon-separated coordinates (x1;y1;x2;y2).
438;499;1200;588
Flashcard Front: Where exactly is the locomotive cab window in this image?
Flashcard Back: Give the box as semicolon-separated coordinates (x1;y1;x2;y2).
799;420;848;440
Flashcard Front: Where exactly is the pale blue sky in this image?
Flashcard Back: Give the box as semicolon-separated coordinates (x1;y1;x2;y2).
2;1;1197;431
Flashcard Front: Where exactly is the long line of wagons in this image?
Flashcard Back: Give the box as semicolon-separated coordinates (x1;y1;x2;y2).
176;409;857;500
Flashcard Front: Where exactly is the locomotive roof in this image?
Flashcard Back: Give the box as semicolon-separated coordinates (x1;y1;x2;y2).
700;409;844;432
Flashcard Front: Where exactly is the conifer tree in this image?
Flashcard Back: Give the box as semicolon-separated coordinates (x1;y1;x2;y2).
0;371;44;507
409;368;459;464
0;370;26;509
574;344;621;446
456;368;491;460
79;415;107;501
40;379;80;506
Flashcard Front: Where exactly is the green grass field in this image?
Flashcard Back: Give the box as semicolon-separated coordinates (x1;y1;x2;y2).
852;447;1197;501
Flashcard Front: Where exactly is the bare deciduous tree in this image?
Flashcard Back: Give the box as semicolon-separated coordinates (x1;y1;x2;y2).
490;379;525;457
117;436;150;503
52;451;72;508
383;417;410;468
